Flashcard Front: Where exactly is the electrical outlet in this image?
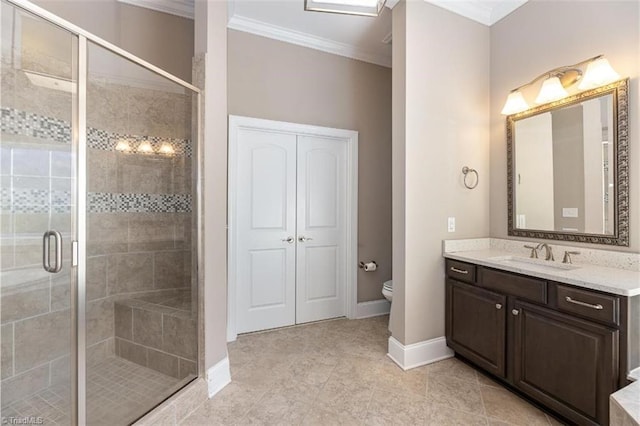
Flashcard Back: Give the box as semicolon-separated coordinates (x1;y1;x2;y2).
448;217;455;232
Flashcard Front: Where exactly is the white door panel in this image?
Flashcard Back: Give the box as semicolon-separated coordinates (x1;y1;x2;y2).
296;135;347;323
236;129;297;333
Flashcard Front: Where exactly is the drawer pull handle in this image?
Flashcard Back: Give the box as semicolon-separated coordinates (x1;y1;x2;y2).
450;267;469;275
512;309;520;316
495;304;502;310
565;296;604;310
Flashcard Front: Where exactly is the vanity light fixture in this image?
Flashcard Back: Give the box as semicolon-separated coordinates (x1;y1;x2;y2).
501;54;620;115
304;0;386;17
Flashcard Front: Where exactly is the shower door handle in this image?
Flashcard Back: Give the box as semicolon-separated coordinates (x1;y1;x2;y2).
43;230;63;273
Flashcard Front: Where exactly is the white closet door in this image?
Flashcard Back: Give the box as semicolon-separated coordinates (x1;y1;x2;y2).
235;129;297;333
296;135;347;324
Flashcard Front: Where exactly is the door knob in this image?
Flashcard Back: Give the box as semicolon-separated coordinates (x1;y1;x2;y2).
281;236;294;244
298;236;313;242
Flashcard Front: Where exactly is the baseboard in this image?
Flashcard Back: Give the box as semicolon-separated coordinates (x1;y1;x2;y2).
387;336;454;370
355;299;391;319
206;356;231;398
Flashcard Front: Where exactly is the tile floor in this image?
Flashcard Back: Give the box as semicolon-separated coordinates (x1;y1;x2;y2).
2;356;182;426
182;315;564;425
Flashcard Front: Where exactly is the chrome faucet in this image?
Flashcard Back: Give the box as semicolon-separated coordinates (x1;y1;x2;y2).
538;243;554;261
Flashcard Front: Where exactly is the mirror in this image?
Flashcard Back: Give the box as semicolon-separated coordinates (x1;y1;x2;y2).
507;78;629;246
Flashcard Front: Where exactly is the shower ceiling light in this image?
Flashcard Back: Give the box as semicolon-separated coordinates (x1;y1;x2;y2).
115;140;132;152
137;141;154;154
304;0;386;17
159;144;175;155
500;54;621;115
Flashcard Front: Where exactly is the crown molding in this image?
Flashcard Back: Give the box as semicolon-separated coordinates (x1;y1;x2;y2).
424;0;527;26
117;0;194;19
385;0;400;9
227;14;392;68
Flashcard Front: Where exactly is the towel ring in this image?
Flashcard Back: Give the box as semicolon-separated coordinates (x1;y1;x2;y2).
462;166;479;189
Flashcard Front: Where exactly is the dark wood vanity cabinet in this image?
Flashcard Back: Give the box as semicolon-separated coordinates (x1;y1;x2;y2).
445;259;637;426
446;278;506;377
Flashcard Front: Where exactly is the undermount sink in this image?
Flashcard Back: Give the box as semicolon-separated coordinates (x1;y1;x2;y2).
489;255;581;271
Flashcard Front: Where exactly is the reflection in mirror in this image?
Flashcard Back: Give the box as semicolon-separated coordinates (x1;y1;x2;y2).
508;79;629;246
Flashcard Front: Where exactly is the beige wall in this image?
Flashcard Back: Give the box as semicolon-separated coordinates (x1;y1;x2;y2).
31;0;194;82
227;30;393;303
489;0;640;251
194;0;229;372
392;1;491;345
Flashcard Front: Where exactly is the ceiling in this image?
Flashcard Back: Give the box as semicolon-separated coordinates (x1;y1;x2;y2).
121;0;530;68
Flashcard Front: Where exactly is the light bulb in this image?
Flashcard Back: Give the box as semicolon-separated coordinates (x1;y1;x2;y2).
159;144;175;155
115;140;131;152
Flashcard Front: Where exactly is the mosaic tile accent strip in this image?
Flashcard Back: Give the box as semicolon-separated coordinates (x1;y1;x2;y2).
5;188;190;214
1;107;71;144
1;107;192;157
2;188;71;214
88;192;192;213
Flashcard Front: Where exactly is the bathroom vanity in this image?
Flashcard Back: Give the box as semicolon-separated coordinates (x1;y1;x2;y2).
443;241;640;426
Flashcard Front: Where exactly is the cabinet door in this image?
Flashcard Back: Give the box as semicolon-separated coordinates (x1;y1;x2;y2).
512;301;618;425
446;279;507;377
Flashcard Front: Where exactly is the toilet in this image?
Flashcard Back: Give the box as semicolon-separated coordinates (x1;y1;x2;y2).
382;280;393;331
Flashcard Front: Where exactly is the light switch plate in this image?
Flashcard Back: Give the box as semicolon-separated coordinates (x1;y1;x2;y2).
562;208;579;218
448;217;455;232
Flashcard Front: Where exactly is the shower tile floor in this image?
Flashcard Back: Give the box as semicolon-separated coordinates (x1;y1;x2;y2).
182;315;564;425
2;356;180;426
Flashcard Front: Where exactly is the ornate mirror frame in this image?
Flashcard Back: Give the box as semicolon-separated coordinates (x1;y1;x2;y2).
507;78;629;246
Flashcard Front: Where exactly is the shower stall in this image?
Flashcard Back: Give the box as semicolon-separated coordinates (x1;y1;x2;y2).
0;0;201;424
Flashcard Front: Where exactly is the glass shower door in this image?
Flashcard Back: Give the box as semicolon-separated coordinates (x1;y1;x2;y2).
1;2;77;425
84;41;198;425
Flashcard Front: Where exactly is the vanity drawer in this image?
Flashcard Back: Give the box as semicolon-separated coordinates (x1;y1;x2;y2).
556;285;619;326
446;260;476;284
479;267;547;304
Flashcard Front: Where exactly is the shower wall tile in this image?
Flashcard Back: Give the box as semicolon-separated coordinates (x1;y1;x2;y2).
51;150;72;178
132;308;163;350
1;243;14;269
13;310;69;373
1;278;50;323
119;155;173;194
115;304;133;341
162;316;196;360
50;355;70;388
86;299;114;346
87;82;128;135
178;359;196;379
88;213;128;256
13;239;43;267
0;363;49;408
148;348;180;379
154;251;186;289
12;148;49;177
14;213;48;235
87;338;115;367
50;271;71;312
87;256;108;301
129;214;176;251
110;252;154;294
1;323;14;379
88;149;118;193
117;338;148;367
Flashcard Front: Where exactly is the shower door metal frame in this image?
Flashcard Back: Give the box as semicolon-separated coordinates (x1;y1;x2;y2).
3;1;203;424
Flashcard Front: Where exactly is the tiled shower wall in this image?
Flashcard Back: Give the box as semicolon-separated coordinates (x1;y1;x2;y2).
1;57;196;407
